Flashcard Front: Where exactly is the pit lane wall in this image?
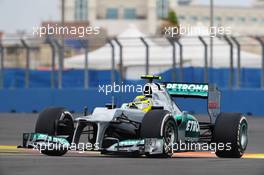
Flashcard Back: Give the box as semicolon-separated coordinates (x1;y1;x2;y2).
0;88;263;116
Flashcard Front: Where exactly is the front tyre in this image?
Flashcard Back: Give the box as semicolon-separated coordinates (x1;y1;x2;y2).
213;113;248;158
140;110;177;158
35;107;74;156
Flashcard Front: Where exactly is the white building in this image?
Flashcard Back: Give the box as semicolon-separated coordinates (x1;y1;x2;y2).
176;5;264;35
63;0;176;35
253;0;264;7
62;0;264;36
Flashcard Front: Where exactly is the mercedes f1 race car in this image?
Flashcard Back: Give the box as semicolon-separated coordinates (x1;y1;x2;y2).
20;75;248;158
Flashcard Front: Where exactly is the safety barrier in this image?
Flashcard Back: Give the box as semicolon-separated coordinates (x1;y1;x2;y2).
1;67;262;89
1;36;264;89
0;88;263;116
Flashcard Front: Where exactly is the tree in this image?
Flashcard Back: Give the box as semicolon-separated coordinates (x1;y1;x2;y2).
167;10;179;26
159;10;180;39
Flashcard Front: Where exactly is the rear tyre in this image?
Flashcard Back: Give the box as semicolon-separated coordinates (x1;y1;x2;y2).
35;107;74;156
140;110;177;158
213;113;248;158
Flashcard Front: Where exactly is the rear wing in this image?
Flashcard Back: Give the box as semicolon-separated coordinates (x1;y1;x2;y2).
164;82;221;123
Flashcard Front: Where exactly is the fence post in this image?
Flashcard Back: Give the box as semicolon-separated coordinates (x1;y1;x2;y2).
108;39;115;86
0;43;3;89
175;39;183;82
45;37;56;88
53;39;63;89
198;36;208;83
114;38;123;82
167;38;176;81
140;37;149;75
231;36;241;88
255;37;264;88
80;40;89;89
223;35;234;89
21;39;30;88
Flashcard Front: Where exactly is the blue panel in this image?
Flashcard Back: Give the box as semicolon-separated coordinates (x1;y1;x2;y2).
1;67;262;89
65;39;83;49
0;88;111;113
124;8;136;19
106;8;118;19
1;88;264;115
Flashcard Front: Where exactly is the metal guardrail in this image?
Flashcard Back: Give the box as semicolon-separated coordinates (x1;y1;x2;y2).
0;43;3;89
114;38;124;82
231;36;241;88
223;35;234;89
167;37;176;81
175;39;183;82
80;40;89;89
0;35;264;89
107;39;115;86
53;40;63;89
255;37;264;89
20;39;30;88
140;37;149;76
198;36;208;83
45;37;56;89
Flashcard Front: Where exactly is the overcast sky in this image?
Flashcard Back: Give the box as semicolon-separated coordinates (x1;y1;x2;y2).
0;0;253;33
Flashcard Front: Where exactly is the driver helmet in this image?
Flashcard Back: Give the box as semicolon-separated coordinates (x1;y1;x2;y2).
128;95;152;112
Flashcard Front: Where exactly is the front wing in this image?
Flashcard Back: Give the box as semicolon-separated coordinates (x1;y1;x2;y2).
19;133;164;155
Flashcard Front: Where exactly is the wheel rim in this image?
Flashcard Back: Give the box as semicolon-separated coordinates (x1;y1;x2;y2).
240;121;248;150
164;120;176;145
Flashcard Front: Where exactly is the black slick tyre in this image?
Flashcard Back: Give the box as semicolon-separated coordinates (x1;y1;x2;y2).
140;110;177;158
213;112;248;158
35;107;74;156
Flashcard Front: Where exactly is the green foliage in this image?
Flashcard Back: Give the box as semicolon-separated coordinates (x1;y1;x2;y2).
167;10;178;26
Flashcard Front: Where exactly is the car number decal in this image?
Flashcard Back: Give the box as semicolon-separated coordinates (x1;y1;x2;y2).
186;120;199;132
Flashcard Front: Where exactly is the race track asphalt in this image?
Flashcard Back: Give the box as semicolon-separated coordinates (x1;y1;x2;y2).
0;113;264;175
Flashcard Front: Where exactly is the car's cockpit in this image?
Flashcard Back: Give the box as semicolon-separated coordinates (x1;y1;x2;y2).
122;83;181;115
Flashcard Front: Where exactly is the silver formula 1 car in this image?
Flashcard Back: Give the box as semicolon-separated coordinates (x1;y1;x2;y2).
20;75;248;158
